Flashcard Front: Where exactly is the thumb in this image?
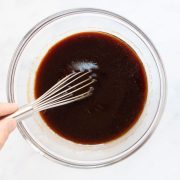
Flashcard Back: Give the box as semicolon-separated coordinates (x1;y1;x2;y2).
0;119;17;150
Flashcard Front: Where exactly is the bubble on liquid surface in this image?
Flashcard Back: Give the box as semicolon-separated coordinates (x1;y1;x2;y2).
71;61;99;72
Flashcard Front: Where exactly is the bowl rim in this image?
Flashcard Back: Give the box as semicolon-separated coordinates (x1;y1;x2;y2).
7;8;167;168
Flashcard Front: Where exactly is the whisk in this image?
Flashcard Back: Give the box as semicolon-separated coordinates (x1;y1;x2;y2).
6;71;96;122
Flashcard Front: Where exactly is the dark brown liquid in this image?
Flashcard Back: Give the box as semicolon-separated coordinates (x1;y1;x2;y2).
35;32;147;144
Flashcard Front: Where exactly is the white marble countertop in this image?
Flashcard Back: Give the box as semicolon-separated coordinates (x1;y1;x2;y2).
0;0;180;179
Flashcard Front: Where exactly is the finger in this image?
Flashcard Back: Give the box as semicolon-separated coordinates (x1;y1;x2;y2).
0;119;17;149
2;119;17;133
0;103;18;116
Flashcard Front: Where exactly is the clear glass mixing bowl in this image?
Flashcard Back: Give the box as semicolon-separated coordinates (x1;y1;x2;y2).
7;8;166;168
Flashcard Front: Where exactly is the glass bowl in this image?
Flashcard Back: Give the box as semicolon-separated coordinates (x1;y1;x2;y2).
7;8;166;168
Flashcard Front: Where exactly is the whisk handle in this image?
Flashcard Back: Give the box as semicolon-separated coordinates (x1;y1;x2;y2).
5;105;33;122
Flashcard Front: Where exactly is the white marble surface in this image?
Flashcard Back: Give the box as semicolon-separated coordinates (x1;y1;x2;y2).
0;0;180;179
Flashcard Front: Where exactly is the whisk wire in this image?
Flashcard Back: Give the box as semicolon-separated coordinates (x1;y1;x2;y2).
32;72;77;106
33;71;91;107
35;89;93;112
34;78;95;110
33;71;95;111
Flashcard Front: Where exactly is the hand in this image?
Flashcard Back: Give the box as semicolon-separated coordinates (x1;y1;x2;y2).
0;103;18;150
